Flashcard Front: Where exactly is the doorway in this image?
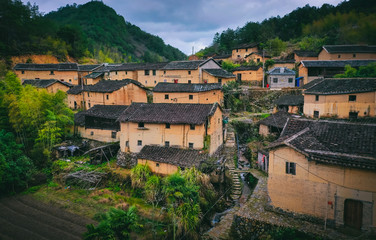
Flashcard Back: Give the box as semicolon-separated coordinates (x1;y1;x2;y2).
344;199;363;230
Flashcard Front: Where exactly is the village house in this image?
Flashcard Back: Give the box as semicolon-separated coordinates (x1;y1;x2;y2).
258;111;294;137
13;63;79;85
273;95;304;114
212;54;232;64
137;145;207;175
118;103;223;155
74;105;128;142
160;58;229;84
293;50;318;63
318;45;376;61
153;82;223;104
78;64;101;85
267;118;376;230
257;149;269;173
67;79;148;110
268;67;296;89
298;60;376;85
232;66;264;86
202;68;236;84
22;79;73;93
245;51;271;64
303;78;376;119
232;43;259;62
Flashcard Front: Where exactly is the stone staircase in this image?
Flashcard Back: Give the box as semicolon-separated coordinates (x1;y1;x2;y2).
229;167;242;200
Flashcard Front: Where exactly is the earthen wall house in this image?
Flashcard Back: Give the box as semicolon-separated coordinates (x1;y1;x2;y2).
318;45;376;61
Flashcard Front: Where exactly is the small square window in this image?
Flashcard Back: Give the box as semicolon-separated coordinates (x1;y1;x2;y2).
69;79;72;82
138;122;144;128
165;94;169;99
190;124;195;130
189;143;194;149
88;103;91;108
338;54;341;58
50;70;54;75
154;81;156;84
165;141;170;147
153;70;156;76
288;78;293;83
315;95;319;101
164;71;166;74
218;78;222;84
188;70;191;75
145;70;150;75
21;71;25;74
314;111;319;118
137;140;142;146
156;163;160;167
273;78;278;83
285;162;296;175
126;71;128;75
188;80;191;84
90;131;94;136
166;123;170;129
106;95;109;100
353;54;356;58
349;95;356;102
111;131;116;139
189;95;193;100
115;71;118;75
126;141;129;147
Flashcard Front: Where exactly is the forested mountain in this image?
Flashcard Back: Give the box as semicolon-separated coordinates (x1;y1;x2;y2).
0;0;186;63
199;0;376;56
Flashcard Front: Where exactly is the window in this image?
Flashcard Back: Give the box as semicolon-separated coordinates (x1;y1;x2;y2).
218;78;222;84
153;70;156;76
166;123;170;129
137;140;142;146
138;122;144;128
218;118;220;124
115;71;118;75
154;81;156;84
237;55;240;58
285;162;296;175
349;112;358;119
164;71;166;74
126;141;129;147
288;78;293;83
111;131;116;139
156;163;160;167
188;70;191;75
273;78;278;83
21;71;25;74
165;141;170;147
69;79;72;82
126;71;128;75
90;131;94;136
246;48;248;52
313;111;319;118
88;103;91;108
145;70;150;75
189;95;193;100
188;80;191;84
145;80;147;84
353;54;356;58
349;95;356;102
338;54;341;58
315;95;319;101
87;92;90;97
257;58;260;63
236;49;239;52
165;94;169;99
189;143;194;149
50;70;54;75
190;124;195;130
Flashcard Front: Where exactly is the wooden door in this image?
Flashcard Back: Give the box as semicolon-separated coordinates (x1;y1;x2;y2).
344;199;363;230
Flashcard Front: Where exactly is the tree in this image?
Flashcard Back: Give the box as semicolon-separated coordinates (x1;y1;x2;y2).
144;175;164;207
130;164;151;189
83;207;139;240
334;63;376;78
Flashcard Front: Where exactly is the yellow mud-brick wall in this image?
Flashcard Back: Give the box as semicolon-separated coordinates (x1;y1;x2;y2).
294;54;318;63
273;62;296;69
106;70;138;81
207;107;223;155
268;146;376;225
121;122;206;153
246;54;271;64
15;70;79;85
202;72;235;85
77;127;120;142
68;93;83;109
45;82;71;93
138;159;178;175
298;65;309;85
232;47;258;61
233;68;263;85
153;90;223;105
303;92;376;118
137;70;162;87
258;124;270;136
318;50;376;60
161;69;200;84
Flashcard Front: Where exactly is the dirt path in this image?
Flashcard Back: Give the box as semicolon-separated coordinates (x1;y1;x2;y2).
0;195;95;240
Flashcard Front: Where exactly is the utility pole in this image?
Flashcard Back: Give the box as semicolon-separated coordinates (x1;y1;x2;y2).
262;49;265;88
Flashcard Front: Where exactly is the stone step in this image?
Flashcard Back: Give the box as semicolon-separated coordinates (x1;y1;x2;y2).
232;191;242;195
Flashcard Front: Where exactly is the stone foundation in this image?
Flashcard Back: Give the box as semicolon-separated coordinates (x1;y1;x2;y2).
116;150;137;168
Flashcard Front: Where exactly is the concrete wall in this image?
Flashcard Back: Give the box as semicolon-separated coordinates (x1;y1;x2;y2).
268;146;376;230
303;92;376;118
269;74;295;89
77;126;120;142
138;159;179;175
153;90;223;105
15;70;79;85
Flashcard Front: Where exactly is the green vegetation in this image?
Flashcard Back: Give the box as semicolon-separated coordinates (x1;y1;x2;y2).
0;0;186;63
335;63;376;78
197;0;376;56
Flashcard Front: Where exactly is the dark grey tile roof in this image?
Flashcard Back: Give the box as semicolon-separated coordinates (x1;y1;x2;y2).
203;69;235;78
162;60;204;70
294;50;318;57
232;66;261;71
85;72;104;79
274;95;304;106
113;62;168;71
14;63;78;71
74;111;86;126
233;42;258;50
245;52;271;58
323;45;376;54
268;67;295;75
258;111;292;129
153;83;221;93
82;105;129;119
213;54;232;59
78;64;101;72
273;59;296;64
118;102;219;125
138;145;207;169
269;118;376;170
67;79;147;95
304;78;376;95
22;79;73;88
300;60;376;68
300;78;325;90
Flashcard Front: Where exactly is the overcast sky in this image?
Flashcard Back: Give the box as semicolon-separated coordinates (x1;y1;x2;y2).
23;0;344;55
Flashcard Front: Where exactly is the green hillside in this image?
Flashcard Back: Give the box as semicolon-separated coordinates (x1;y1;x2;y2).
0;0;186;63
